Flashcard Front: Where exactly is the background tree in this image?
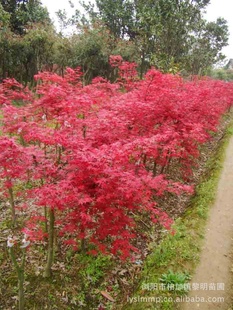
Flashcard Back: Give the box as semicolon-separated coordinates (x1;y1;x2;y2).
79;0;229;76
1;0;50;34
67;22;139;84
184;18;229;75
0;22;57;83
0;3;11;80
0;0;230;84
0;1;57;84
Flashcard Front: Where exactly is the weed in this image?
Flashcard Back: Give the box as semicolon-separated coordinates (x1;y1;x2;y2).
160;270;191;294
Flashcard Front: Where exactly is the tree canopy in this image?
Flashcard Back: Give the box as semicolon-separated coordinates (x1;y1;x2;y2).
1;0;50;34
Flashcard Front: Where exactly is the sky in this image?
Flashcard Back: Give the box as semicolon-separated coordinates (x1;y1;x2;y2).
204;0;233;60
41;0;233;60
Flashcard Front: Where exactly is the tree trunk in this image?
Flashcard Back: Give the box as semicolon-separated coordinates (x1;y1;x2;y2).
81;238;86;253
9;248;26;310
153;159;157;177
44;206;48;234
43;208;55;278
18;269;25;310
8;186;16;226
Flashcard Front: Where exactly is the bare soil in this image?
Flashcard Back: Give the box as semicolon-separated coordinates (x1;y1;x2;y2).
181;137;233;310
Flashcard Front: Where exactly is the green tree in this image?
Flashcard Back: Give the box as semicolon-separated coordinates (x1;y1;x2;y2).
208;68;233;81
79;0;229;75
80;0;134;39
184;18;229;75
0;2;10;26
64;22;139;84
1;0;50;34
0;3;12;80
0;1;57;83
19;23;57;83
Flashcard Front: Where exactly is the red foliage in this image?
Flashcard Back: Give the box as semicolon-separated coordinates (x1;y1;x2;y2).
1;60;233;259
0;137;34;188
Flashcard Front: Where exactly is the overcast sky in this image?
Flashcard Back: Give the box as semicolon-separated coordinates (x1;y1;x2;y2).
41;0;233;59
205;0;233;59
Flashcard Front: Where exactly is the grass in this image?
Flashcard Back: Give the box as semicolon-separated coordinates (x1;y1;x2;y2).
122;119;233;310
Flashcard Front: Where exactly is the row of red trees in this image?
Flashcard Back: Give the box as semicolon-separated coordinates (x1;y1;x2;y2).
1;56;233;275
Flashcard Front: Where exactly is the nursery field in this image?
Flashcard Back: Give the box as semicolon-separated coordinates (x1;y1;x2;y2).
1;57;233;310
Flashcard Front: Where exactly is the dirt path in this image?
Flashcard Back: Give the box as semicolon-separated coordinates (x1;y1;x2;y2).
181;137;233;309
